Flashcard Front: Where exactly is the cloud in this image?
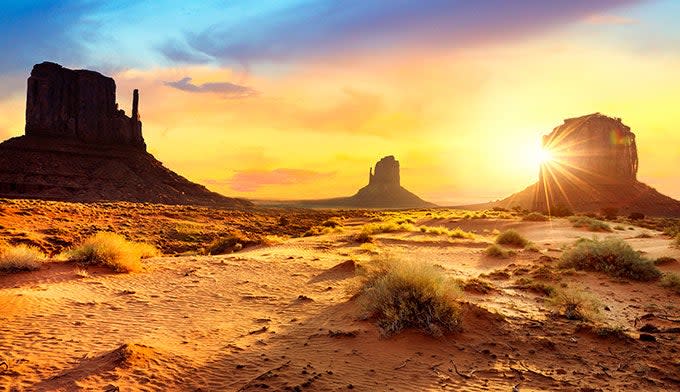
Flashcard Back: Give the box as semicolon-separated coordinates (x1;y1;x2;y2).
160;0;644;66
584;13;638;25
164;77;258;98
208;169;334;192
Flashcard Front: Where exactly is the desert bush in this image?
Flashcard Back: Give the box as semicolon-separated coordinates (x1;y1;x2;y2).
569;216;612;232
660;273;680;294
360;221;417;235
67;232;158;273
628;212;645;220
484;244;512;258
654;256;677;266
0;244;46;272
353;231;374;243
206;232;259;255
419;225;474;239
321;217;343;228
559;237;661;281
495;230;528;247
635;232;653;239
359;257;462;337
523;212;549;222
302;225;342;237
548;287;601;321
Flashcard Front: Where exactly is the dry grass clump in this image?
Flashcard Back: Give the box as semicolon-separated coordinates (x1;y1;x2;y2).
67;232;158;273
495;229;528;247
660;273;680;294
569;216;612;232
523;212;549;222
0;244;46;272
484;244;513;258
359;257;462;337
321;217;343;228
360;220;417;235
205;232;261;255
419;225;475;239
559;237;661;281
302;225;343;237
460;278;495;294
548;287;601;321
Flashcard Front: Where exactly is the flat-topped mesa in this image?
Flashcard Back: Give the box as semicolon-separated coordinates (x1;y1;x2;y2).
541;113;638;185
25;62;145;149
369;155;400;186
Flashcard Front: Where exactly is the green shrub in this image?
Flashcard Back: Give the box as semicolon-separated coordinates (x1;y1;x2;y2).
67;232;158;273
496;230;528;247
0;244;46;272
359;257;462;337
523;212;549;222
559;237;661;281
660;273;680;294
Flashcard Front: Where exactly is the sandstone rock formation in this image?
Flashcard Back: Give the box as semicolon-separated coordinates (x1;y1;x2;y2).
0;62;251;207
300;156;435;208
496;113;680;216
26;62;145;148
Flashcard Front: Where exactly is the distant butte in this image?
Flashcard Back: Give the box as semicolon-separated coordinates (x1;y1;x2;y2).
497;113;680;216
298;155;435;209
0;62;251;207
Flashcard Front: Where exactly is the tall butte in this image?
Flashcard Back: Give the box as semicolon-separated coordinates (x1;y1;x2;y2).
498;113;680;216
0;62;251;207
304;155;434;208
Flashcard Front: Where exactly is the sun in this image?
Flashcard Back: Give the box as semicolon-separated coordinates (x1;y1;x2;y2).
535;148;554;165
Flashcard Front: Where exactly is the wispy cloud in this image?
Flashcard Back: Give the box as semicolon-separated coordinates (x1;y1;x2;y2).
208;168;334;192
164;77;258;98
159;0;644;66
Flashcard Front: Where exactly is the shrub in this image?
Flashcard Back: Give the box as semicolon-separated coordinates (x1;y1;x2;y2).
205;233;257;255
360;221;417;235
496;230;528;247
461;278;495;294
523;212;549;222
67;232;157;273
321;217;342;228
654;256;677;266
548;287;601;321
359;257;462;337
660;273;680;294
353;231;374;243
484;244;511;258
419;225;474;239
628;212;645;220
559;237;661;281
569;216;612;232
0;244;46;272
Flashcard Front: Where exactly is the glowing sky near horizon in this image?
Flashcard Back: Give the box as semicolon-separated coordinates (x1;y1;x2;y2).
1;0;680;204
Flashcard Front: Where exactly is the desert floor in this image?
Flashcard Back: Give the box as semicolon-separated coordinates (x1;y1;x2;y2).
1;205;680;391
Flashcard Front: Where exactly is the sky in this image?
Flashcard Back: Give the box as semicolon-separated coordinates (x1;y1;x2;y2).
1;0;680;204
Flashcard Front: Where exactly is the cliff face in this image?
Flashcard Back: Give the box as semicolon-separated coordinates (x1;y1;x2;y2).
496;113;680;217
25;62;145;148
0;62;250;207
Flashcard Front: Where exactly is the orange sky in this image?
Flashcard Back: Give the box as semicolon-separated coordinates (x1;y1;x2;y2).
1;1;679;205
